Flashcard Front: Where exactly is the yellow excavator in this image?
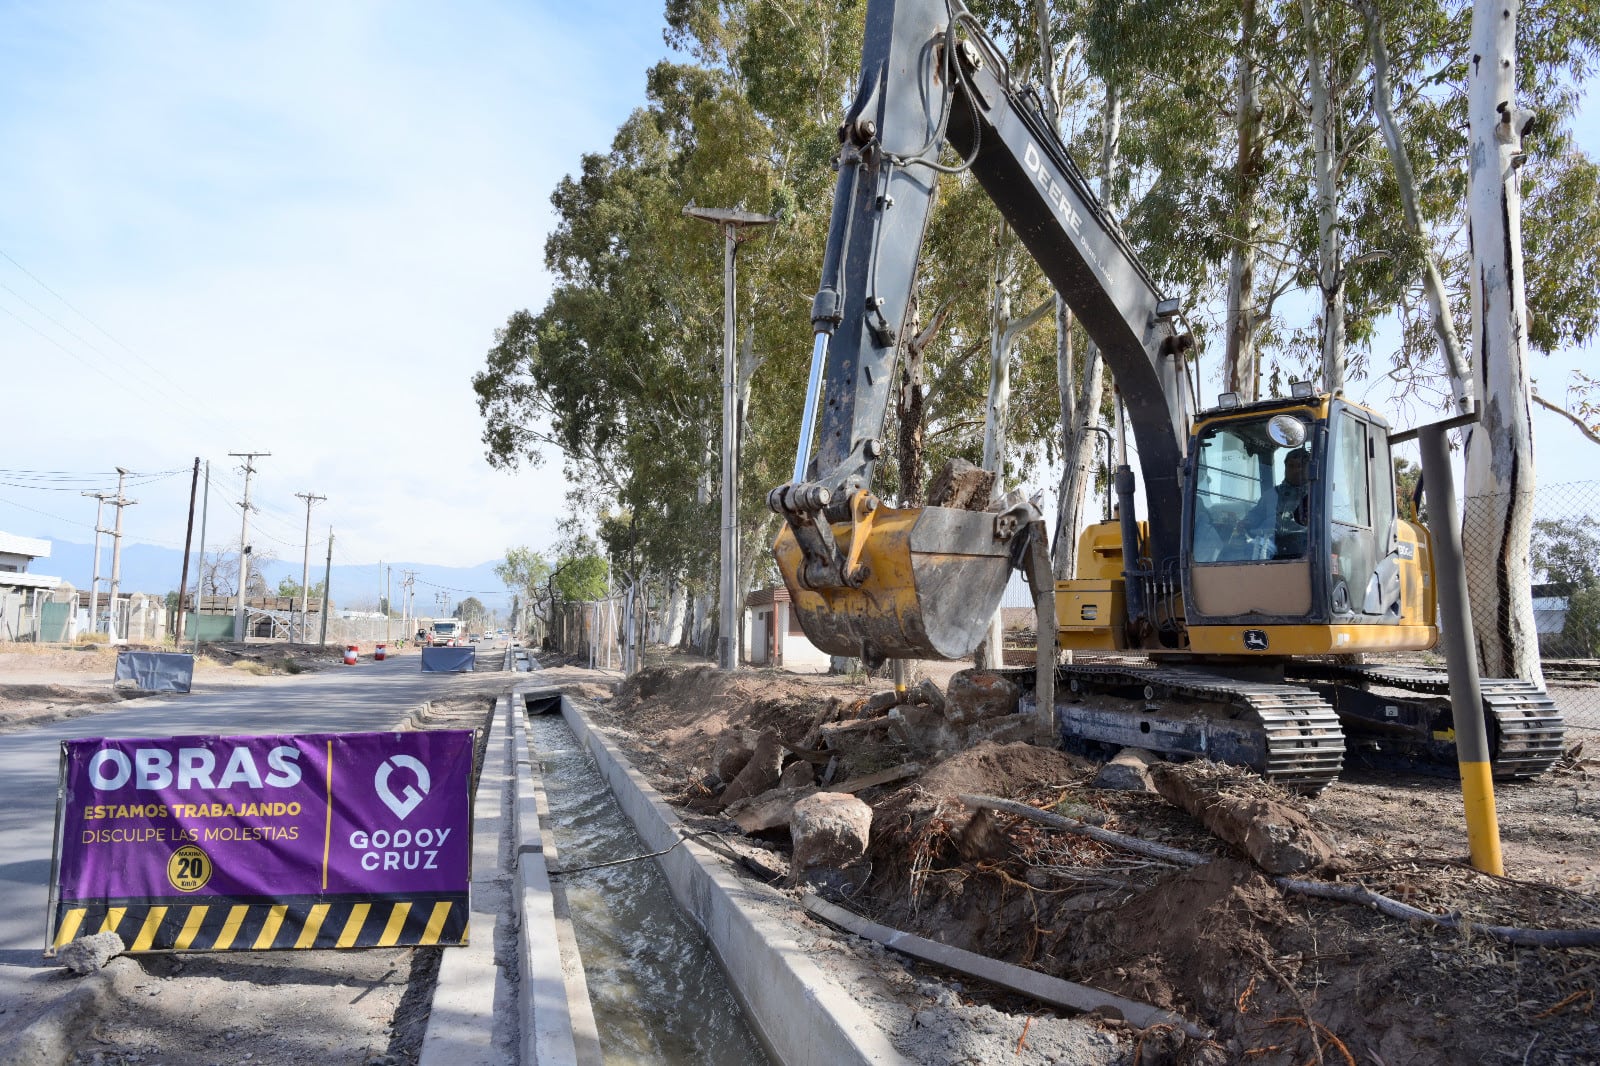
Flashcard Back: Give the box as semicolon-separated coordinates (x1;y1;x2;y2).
769;0;1563;791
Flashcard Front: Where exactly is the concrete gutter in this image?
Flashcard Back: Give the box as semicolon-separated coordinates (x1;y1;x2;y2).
556;694;909;1066
510;688;601;1066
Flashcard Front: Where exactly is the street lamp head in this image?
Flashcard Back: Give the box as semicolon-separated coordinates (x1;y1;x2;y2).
682;203;779;229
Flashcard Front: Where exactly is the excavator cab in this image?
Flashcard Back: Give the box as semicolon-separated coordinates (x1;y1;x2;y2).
1179;395;1437;656
1057;394;1437;658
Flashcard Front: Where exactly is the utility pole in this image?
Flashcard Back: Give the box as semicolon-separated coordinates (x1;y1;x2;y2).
229;452;270;642
193;461;210;654
295;492;326;644
319;527;333;646
105;468;136;642
384;564;392;643
82;492;107;635
177;458;200;644
401;569;417;643
683;204;777;670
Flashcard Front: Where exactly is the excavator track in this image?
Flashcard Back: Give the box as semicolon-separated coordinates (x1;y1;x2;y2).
1034;662;1345;794
1289;661;1567;779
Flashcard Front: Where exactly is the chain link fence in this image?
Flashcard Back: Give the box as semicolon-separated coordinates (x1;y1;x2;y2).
1458;478;1600;740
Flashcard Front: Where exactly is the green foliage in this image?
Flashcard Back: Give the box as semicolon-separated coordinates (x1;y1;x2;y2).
453;597;488;627
495;546;552;599
471;0;1600;615
275;576;325;601
1560;585;1600;657
553;555;610;602
1532;515;1600;591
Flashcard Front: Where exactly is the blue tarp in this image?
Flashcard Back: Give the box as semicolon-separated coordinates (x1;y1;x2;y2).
113;651;195;693
420;646;476;673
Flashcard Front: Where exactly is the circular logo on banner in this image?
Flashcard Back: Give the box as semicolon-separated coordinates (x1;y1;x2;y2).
167;845;214;892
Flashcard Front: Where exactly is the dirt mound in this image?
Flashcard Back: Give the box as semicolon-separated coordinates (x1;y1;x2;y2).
586;658;1600;1065
1064;858;1288;1014
607;663;850;777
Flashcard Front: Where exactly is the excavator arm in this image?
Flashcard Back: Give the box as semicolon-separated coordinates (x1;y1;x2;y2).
771;0;1192;663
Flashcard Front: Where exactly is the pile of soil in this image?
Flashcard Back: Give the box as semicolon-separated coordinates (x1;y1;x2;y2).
588;660;1600;1066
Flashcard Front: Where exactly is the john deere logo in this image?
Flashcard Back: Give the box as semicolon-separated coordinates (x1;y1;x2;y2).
1243;629;1270;651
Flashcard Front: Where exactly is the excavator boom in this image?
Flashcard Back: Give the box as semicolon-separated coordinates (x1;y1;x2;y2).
772;0;1191;663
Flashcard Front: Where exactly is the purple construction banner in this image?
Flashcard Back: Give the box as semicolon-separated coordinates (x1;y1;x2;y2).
49;731;474;953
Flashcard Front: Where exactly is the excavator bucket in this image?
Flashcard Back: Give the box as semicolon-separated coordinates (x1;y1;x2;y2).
772;503;1016;663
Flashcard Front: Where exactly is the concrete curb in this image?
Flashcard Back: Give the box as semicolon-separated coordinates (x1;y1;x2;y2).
419;694;517;1065
510;687;601;1066
558;694;910;1066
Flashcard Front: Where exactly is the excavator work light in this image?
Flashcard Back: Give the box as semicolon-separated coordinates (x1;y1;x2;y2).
1216;392;1240;409
1290;380;1316;398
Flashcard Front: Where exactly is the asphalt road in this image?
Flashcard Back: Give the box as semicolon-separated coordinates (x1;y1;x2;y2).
0;645;511;1008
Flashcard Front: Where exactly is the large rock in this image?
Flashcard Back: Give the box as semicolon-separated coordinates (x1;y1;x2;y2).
790;792;874;872
943;670;1021;727
57;931;125;974
717;729;784;808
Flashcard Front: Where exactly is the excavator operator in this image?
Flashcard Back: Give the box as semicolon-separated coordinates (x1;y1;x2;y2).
1242;447;1310;559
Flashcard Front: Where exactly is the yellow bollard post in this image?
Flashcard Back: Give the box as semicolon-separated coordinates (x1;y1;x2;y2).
1417;422;1504;875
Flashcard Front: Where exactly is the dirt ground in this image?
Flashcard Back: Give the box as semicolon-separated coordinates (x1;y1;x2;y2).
9;645;1600;1065
580;657;1600;1066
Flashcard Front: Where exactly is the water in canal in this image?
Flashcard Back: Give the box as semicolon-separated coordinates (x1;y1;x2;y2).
528;712;770;1065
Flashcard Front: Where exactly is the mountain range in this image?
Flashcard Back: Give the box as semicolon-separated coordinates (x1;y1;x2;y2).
27;538;514;613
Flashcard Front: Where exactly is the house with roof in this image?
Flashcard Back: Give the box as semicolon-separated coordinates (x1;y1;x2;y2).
0;532;68;640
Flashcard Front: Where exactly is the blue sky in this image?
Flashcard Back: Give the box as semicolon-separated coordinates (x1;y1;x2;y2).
0;0;673;577
1;2;1595;587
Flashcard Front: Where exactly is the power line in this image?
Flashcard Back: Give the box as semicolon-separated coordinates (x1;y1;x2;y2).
0;247;198;401
0;299;152;398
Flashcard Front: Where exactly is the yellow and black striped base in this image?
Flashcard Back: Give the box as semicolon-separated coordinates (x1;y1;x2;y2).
49;894;469;954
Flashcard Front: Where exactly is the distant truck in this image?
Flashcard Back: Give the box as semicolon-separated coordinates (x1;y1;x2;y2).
427;620;464;647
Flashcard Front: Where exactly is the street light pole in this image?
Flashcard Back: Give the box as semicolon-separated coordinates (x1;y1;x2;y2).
684;204;777;671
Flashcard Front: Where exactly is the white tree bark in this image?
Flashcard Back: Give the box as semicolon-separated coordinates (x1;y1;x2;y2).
1225;0;1262;401
1463;0;1541;683
1363;2;1473;415
1300;0;1346;393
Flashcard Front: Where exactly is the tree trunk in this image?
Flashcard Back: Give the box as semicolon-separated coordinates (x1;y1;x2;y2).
1300;0;1346;393
1225;0;1262;401
1463;0;1542;683
1363;1;1473;415
896;295;951;507
1054;78;1119;577
981;227;1013;490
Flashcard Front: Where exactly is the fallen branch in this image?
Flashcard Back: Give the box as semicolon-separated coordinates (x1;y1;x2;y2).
961;794;1600;949
1273;877;1600;949
801;893;1210;1039
959;793;1213;867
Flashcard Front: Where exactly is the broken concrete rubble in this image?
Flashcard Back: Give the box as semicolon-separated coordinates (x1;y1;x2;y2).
55;932;125;975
